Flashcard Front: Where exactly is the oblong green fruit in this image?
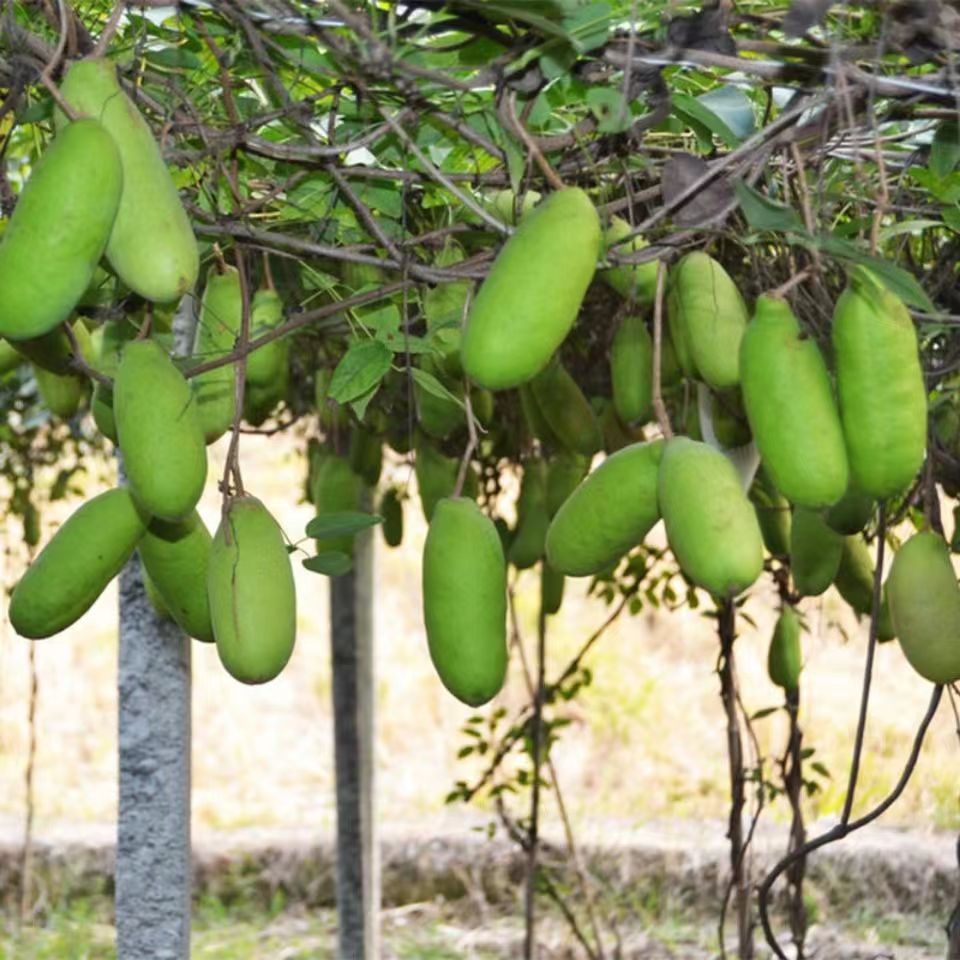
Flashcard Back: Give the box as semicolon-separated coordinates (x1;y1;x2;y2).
422;497;507;706
32;320;94;418
834;535;895;640
520;382;561;447
0;120;122;340
143;564;173;621
114;339;208;520
790;508;843;596
546;452;590;518
750;469;791;558
888;531;960;683
484;188;541;225
243;378;287;427
530;360;601;456
610;313;653;426
193;267;242;444
825;483;875;535
92;317;139;441
35;365;87;418
541;561;565;616
462;188;601;389
832;269;927;499
0;340;23;376
595;396;640;453
59;58;199;303
208;496;296;685
600;216;659;306
768;606;802;693
546;440;663;577
741;296;849;508
245;289;287;387
380;489;404;548
710;389;751;449
16;326;80;375
138;511;214;643
667;252;748;389
508;461;550;570
414;439;477;522
10;488;148;638
349;427;383;488
658;437;763;597
311;454;363;555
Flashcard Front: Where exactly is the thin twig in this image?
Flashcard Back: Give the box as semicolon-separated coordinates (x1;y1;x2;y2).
651;261;673;439
93;0;125;57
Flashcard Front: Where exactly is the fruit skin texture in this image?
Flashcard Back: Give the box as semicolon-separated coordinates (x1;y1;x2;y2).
114;339;208;521
10;488;148;638
790;508;843;597
508;461;550;570
310;454;362;555
245;289;287;385
667;253;748;389
530;360;602;456
193;267;242;444
541;561;565;616
600;215;659;306
0;120;122;341
825;483;874;535
92;317;139;441
208;496;296;685
741;296;849;508
462;188;600;390
59;58;199;303
832;269;927;499
138;511;215;643
546;453;589;518
750;469;791;557
658;437;763;597
834;535;895;641
546;440;663;577
610;313;653;426
422;497;507;706
887;531;960;684
768;606;802;693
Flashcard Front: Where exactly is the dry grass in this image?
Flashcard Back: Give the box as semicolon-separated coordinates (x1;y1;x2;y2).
0;430;956;850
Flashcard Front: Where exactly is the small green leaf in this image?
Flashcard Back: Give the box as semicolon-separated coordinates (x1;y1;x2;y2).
586;88;631;134
329;339;392;403
410;367;465;410
942;205;960;233
302;552;353;576
931;121;960;180
673;93;740;149
734;181;805;233
306;511;382;540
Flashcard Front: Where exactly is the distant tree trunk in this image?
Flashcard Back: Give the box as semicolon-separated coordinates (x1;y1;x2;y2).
116;296;195;960
329;511;379;959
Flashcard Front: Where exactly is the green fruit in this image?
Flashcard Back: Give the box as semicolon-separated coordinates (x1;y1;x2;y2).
138;511;215;643
10;488;148;638
245;289;287;386
610;313;653;426
659;327;683;389
243;379;287;427
0;120;121;340
208;496;296;685
31;321;94;418
34;364;87;418
600;216;660;306
768;606;802;693
22;502;40;548
114;339;208;520
14;328;75;374
520;382;561;447
834;535;895;640
825;483;875;535
710;389;751;449
193;266;242;444
888;531;960;683
416;355;465;439
530;360;602;456
0;340;23;376
741;296;848;508
462;188;601;389
311;454;362;555
832;269;927;499
546;452;590;517
750;469;791;558
546;440;663;576
349;427;383;488
484;188;541;225
790;508;843;597
341;260;384;291
423;497;507;705
541;561;565;616
508;461;550;570
380;489;404;548
59;58;199;303
414;440;477;522
92;317;140;441
595;396;639;453
142;564;173;621
658;437;763;597
666;252;748;389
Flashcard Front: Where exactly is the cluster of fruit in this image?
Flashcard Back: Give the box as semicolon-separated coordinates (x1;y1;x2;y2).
420;186;953;707
2;59;296;685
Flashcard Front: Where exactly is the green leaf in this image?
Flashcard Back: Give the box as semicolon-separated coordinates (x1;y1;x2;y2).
563;2;611;52
410;367;466;410
942;205;960;233
306;511;382;539
329;340;393;403
734;181;805;233
672;93;741;149
586;88;632;134
144;47;204;71
697;86;756;141
931;121;960;180
302;552;353;576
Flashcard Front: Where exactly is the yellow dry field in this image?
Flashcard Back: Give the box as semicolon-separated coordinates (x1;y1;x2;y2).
0;431;956;844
